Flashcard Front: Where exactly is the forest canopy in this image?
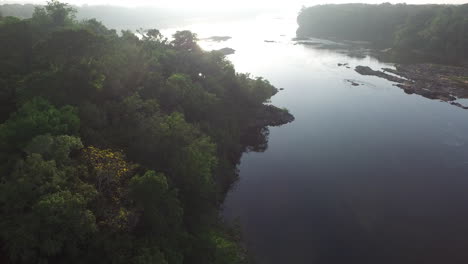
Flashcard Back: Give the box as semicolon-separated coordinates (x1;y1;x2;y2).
297;3;468;64
0;1;284;263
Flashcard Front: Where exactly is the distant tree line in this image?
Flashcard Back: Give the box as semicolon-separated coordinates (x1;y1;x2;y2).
0;3;268;31
0;1;280;263
297;3;468;64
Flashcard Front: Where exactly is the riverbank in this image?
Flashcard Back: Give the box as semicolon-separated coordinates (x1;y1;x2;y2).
249;105;294;128
355;63;468;109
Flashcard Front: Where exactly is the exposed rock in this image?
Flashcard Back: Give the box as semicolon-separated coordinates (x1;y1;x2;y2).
279;88;285;90
357;64;468;107
450;102;468;109
292;37;310;41
203;36;232;42
264;40;277;43
298;41;347;50
348;80;360;86
382;68;400;75
216;47;236;55
355;66;406;83
338;63;349;67
295;41;321;46
393;64;468;101
294;37;373;59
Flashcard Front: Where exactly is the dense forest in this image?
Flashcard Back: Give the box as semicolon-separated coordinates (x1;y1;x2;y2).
297;3;468;64
0;1;290;263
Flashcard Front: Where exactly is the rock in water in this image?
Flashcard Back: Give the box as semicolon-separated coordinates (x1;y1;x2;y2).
357;63;468;107
216;47;236;55
355;66;406;83
204;36;232;42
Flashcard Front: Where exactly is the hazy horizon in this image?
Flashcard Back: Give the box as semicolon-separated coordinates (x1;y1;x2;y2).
1;0;467;10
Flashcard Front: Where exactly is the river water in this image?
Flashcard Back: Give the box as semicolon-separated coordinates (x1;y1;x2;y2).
163;13;468;264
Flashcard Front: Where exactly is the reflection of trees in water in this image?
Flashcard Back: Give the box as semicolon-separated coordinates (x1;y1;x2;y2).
241;126;270;153
220;126;269;192
217;126;271;196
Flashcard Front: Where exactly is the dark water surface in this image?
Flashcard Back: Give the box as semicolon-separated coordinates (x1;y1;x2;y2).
165;14;468;264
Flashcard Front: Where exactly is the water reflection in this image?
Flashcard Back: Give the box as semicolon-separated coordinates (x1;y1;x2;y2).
166;13;468;264
241;127;270;153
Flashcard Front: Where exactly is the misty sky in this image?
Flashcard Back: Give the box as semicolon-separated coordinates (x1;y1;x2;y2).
1;0;467;8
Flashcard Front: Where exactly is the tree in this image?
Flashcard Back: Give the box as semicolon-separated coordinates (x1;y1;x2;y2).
24;134;83;166
129;171;185;264
297;3;468;63
80;146;135;231
0;98;79;154
172;30;200;52
0;153;96;263
45;0;76;25
31;0;76;28
160;73;218;120
0;3;286;262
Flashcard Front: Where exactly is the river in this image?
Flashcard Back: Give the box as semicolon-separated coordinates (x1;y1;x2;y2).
163;13;468;264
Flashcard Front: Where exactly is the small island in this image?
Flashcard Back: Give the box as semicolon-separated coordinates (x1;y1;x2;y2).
216;47;236;55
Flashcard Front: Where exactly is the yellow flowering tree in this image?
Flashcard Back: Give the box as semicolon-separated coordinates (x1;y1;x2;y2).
81;146;136;231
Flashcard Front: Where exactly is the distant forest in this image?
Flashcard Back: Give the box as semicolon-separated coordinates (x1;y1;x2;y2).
297;3;468;64
0;3;267;30
0;1;284;263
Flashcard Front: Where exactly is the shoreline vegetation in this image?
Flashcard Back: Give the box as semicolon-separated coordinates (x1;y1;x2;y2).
355;64;468;108
297;3;468;65
296;3;468;109
0;1;293;263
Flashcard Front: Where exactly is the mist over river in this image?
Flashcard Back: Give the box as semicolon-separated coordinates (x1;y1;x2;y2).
163;13;468;264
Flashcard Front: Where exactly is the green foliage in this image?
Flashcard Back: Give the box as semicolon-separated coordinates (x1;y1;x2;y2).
32;0;76;29
210;230;247;264
238;75;277;105
172;30;200;52
132;247;168;264
31;191;96;256
0;153;96;263
0;1;280;263
297;3;468;63
161;73;218;120
129;171;183;236
24;134;83;165
0;97;79;154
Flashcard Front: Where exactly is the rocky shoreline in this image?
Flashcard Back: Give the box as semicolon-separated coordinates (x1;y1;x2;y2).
293;38;468;107
355;64;468;109
294;37;374;59
355;66;406;83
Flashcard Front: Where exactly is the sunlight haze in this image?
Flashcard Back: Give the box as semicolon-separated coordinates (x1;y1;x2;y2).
1;0;468;263
2;0;467;9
